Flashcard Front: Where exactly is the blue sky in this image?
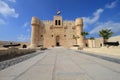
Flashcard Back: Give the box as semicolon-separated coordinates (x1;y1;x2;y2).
0;0;120;42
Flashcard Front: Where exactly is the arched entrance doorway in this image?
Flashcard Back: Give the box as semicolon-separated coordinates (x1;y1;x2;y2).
22;44;27;48
56;36;60;46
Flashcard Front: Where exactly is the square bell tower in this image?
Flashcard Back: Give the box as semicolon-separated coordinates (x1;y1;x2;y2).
53;16;63;27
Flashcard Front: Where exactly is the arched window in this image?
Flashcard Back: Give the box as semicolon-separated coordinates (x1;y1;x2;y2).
55;20;57;25
41;35;43;37
58;20;61;25
52;35;54;37
86;44;88;47
100;43;102;47
64;35;66;37
55;20;61;26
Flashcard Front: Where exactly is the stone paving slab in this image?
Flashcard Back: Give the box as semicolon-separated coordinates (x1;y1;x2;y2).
72;49;120;72
69;49;120;80
15;51;57;80
54;52;91;80
77;51;120;64
0;48;120;80
0;51;47;80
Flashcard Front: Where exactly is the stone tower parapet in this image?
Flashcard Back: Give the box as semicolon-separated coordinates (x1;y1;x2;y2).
42;21;53;25
42;20;53;23
75;18;84;48
30;17;40;48
63;21;75;27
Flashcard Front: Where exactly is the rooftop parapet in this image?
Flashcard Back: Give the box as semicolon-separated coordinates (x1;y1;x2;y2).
42;20;53;23
63;20;74;23
75;18;83;26
31;17;40;25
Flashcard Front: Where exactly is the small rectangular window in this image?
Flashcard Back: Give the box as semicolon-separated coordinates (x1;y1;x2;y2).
41;35;43;37
64;35;66;37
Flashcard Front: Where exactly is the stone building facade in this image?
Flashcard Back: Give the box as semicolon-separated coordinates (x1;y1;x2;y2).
30;16;84;48
86;35;120;48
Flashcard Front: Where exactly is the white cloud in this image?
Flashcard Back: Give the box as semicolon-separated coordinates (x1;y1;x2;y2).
23;22;29;28
0;18;6;25
17;34;30;41
90;21;120;34
83;8;104;28
8;0;16;3
105;0;118;9
0;0;19;18
82;0;119;29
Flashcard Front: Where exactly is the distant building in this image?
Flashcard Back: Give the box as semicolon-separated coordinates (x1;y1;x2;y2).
92;36;120;48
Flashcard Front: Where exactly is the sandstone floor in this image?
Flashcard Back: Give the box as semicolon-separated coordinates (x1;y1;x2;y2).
0;47;120;80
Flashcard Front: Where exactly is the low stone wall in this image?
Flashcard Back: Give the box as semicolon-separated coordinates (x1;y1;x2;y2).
0;41;30;48
83;47;120;57
0;48;36;61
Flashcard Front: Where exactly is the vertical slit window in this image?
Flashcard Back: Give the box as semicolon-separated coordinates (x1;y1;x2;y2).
64;35;66;37
52;35;53;37
41;35;43;37
55;20;57;25
58;20;61;25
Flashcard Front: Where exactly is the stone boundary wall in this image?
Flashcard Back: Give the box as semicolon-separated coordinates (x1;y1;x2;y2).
0;41;30;48
87;35;120;48
0;48;36;61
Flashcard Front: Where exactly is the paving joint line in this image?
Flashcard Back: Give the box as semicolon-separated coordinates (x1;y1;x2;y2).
68;51;95;80
52;54;58;80
75;50;120;73
13;52;48;80
76;51;120;64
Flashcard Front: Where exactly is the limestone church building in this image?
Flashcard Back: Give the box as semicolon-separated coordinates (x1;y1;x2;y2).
30;15;84;48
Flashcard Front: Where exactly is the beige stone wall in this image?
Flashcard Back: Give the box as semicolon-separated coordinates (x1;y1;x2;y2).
30;16;84;48
87;35;120;48
87;40;95;48
94;38;103;48
75;18;84;48
30;17;40;48
19;42;30;48
43;20;76;48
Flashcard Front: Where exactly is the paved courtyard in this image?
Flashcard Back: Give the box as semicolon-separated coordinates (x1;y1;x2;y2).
0;47;120;80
